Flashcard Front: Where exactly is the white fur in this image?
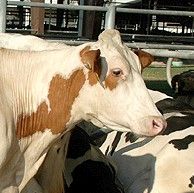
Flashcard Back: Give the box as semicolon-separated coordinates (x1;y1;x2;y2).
0;33;68;51
148;89;172;103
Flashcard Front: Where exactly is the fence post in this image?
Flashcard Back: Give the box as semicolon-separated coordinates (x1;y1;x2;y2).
31;0;45;35
78;0;84;37
166;57;173;87
0;0;7;32
105;5;116;29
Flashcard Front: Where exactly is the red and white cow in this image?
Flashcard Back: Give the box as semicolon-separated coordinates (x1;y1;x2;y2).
0;30;166;192
100;91;194;193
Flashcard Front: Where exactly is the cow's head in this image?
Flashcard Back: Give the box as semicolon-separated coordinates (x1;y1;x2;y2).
71;29;166;137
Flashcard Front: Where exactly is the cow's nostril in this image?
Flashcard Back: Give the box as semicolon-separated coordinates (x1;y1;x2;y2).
152;117;167;135
153;119;161;129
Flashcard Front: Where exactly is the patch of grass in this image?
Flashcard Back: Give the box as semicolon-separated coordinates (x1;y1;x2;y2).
142;65;194;96
145;80;174;96
143;65;194;81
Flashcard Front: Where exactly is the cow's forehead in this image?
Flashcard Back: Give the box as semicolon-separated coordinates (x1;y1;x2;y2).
98;45;140;74
95;30;125;58
90;29;140;72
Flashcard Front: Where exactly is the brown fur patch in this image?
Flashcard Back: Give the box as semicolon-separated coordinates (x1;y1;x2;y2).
88;72;100;86
80;46;91;57
105;73;120;90
16;70;86;139
80;47;101;86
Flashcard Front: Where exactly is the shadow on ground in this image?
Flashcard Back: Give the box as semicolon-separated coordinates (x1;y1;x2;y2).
145;80;175;97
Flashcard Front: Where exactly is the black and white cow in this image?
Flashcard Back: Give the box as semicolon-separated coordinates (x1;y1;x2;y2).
171;70;194;108
24;88;194;193
100;89;194;193
22;126;124;193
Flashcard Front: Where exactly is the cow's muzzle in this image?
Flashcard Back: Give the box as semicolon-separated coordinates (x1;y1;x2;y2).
142;116;167;136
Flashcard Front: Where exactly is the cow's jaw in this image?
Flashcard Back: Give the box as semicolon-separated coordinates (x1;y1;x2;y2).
98;79;166;136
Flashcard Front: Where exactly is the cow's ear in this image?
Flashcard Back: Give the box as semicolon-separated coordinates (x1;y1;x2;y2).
133;49;154;71
80;46;101;73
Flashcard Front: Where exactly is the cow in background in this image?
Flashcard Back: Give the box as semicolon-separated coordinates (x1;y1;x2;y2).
22;126;124;193
171;70;194;108
95;69;194;193
0;29;166;192
100;89;194;193
23;88;194;193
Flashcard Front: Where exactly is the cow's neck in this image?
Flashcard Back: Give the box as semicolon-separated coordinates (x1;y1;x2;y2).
0;47;87;190
17;71;86;189
18;130;60;191
16;69;86;139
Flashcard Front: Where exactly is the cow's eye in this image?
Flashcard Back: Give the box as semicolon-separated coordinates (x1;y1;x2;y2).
111;68;123;77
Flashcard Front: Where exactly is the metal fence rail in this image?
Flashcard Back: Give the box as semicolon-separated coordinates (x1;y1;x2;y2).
0;1;7;32
3;1;194;32
7;1;107;11
55;39;194;50
1;1;194;52
1;0;194;87
116;7;194;17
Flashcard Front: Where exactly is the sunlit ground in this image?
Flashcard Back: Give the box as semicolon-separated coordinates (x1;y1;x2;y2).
142;64;194;96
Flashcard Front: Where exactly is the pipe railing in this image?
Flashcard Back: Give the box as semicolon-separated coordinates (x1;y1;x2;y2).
49;39;194;50
3;1;194;37
116;7;194;17
7;1;107;11
2;1;194;87
5;1;194;31
7;1;194;16
0;0;7;32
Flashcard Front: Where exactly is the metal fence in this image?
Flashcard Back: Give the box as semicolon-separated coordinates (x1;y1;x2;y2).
2;1;194;40
1;0;194;86
2;2;193;49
